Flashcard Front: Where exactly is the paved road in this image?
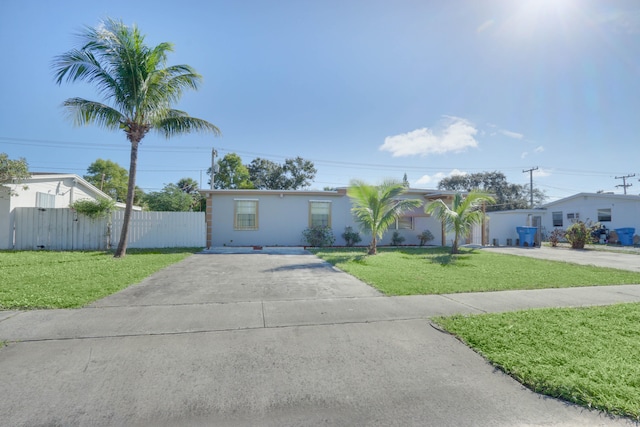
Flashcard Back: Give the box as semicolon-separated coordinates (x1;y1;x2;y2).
1;247;639;426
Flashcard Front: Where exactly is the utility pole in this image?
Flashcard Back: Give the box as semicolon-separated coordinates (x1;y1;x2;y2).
210;148;217;190
615;174;635;195
522;166;538;208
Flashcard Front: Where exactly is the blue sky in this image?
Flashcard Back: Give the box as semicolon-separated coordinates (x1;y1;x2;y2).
2;0;640;201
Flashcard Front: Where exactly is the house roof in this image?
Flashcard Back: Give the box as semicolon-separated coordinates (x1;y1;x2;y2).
24;173;142;210
26;173;112;200
542;192;640;208
200;187;450;199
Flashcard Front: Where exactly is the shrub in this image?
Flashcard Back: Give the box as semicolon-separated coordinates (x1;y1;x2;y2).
547;228;565;247
390;231;405;246
70;197;115;220
302;226;335;247
418;229;434;246
565;220;599;249
341;226;362;247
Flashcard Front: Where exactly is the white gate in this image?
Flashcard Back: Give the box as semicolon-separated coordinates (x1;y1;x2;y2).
14;208;108;250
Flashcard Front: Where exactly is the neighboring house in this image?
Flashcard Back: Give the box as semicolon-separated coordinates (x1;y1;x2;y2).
488;192;640;246
200;188;486;248
0;173;134;250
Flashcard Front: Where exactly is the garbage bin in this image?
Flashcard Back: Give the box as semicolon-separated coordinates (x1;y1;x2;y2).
614;228;635;246
516;226;537;247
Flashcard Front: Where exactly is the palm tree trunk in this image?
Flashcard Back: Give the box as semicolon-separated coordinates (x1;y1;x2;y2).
368;235;377;255
114;140;139;258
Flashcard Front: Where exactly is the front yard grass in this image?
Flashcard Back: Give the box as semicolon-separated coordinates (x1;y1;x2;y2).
0;248;200;309
311;247;640;295
433;304;640;420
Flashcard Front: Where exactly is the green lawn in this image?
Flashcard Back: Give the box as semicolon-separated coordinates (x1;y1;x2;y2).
311;247;640;295
433;304;640;420
0;248;200;309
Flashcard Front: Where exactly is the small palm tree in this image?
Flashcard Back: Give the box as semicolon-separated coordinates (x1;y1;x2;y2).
425;191;494;254
347;179;423;255
53;18;220;257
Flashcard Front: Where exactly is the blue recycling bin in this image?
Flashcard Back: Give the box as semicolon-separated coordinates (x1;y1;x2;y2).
615;228;635;246
516;226;537;247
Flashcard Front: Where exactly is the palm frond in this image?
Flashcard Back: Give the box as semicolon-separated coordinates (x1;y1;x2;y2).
62;98;124;129
156;113;221;138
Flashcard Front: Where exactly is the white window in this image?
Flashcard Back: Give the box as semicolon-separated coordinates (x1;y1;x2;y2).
567;212;579;221
234;200;258;230
309;201;331;227
552;211;563;227
36;192;55;208
395;216;413;230
597;208;612;222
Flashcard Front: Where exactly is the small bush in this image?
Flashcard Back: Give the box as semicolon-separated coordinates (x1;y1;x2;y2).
547;228;565;247
390;231;405;246
565;220;599;249
418;229;434;246
70;197;115;220
302;226;335;247
341;226;362;247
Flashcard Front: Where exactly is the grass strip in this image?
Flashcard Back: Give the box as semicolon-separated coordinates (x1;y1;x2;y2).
311;247;640;295
433;304;640;420
0;248;200;309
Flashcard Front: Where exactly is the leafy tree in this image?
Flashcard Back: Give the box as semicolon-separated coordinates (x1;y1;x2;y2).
438;171;545;210
247;158;281;189
145;183;195;211
0;153;29;196
212;153;253;189
84;159;129;202
177;177;204;211
347;179;423;255
402;173;409;188
425;191;495;254
53;18;220;257
282;157;317;190
247;156;316;190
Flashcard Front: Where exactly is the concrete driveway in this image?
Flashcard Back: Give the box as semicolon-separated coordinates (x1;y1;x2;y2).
1;247;638;426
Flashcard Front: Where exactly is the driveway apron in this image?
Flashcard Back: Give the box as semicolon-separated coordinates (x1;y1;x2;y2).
0;248;636;426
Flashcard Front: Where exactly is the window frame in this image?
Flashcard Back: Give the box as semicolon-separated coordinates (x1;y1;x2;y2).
36;192;55;208
308;200;332;228
394;216;414;230
552;211;563;227
597;208;612;222
234;199;259;230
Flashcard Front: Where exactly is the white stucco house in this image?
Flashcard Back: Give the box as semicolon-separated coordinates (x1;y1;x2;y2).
0;173;120;249
488;193;640;246
200;188;487;248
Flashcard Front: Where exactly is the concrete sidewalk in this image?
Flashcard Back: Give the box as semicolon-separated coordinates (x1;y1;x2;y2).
1;249;638;426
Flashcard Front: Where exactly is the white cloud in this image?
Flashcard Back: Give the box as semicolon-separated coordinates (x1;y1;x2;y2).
413;169;467;187
521;152;528;159
500;129;524;139
534;146;544;153
380;116;478;157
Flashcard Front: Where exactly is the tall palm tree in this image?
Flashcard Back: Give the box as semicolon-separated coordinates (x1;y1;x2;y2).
53;19;220;257
425;191;494;254
347;179;423;255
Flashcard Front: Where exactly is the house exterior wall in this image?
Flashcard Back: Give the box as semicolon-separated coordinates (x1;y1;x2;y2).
204;189;442;247
541;194;640;234
1;174;108;250
487;193;640;246
0;187;12;249
487;210;542;246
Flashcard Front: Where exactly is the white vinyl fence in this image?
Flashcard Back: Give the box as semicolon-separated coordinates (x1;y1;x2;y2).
13;208;205;250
